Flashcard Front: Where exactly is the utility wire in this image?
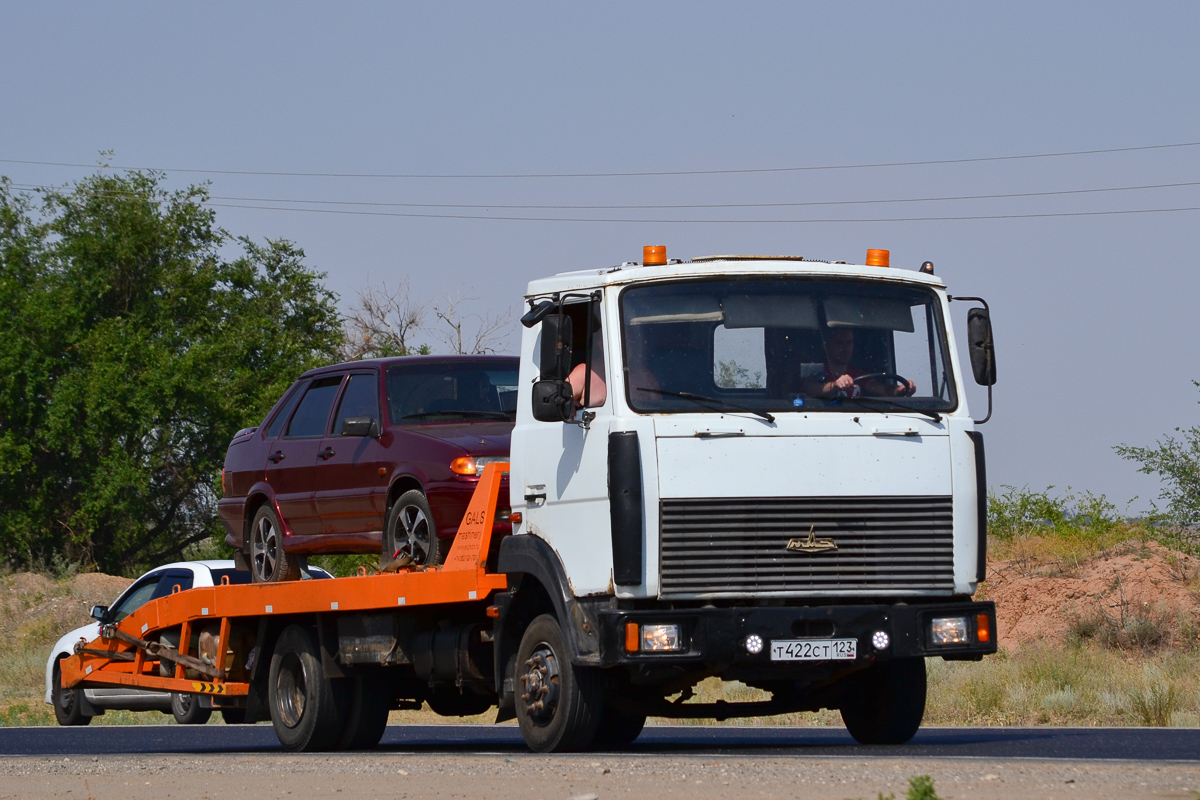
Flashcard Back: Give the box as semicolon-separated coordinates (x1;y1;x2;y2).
203;200;1200;223
8;179;1200;211
2;140;1199;179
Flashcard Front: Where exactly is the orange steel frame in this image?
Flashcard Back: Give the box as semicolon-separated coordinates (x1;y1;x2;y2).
60;463;511;699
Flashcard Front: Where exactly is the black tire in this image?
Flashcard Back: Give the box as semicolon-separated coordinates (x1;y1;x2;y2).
840;657;927;745
336;672;391;750
171;692;213;725
383;490;439;567
52;658;92;727
433;532;454;564
593;707;646;748
514;614;603;753
220;708;247;725
425;687;494;718
250;504;301;583
268;624;347;752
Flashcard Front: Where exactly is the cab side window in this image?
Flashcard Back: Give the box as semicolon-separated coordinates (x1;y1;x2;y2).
286;376;343;438
332;373;380;434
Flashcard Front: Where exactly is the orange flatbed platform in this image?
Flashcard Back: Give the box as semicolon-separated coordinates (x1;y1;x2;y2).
60;463;510;698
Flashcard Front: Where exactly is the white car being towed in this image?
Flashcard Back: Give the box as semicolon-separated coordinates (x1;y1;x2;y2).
45;559;331;726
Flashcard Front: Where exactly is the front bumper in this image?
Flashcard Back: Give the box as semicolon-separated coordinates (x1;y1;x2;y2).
597;601;996;670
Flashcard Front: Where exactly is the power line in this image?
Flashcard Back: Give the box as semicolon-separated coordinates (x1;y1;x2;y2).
3;139;1199;179
204;200;1200;223
9;179;1200;211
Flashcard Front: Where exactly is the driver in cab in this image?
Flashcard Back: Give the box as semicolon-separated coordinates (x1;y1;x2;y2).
805;327;917;398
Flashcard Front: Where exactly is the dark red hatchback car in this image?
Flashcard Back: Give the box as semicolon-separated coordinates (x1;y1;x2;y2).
218;356;517;582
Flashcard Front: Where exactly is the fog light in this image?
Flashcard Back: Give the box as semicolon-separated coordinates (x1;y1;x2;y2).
872;630;890;650
641;624;681;652
931;616;969;645
744;634;764;655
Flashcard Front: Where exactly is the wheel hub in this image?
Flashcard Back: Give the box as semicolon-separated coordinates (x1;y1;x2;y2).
252;517;278;581
520;643;560;725
275;652;307;729
394;504;431;565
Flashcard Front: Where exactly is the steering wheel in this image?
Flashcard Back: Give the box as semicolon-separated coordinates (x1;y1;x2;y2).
852;372;914;395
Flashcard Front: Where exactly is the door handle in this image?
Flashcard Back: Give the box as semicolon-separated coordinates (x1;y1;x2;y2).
269;451;285;463
318;448;336;460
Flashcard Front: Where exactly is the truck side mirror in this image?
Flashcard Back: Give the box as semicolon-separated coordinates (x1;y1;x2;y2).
90;605;109;622
967;308;997;386
531;379;574;422
341;416;380;437
539;315;573;381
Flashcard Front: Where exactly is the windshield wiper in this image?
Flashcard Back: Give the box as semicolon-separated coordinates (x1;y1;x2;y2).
636;388;775;423
829;395;942;422
400;410;513;420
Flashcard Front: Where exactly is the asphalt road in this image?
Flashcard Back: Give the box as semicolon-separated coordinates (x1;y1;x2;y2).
1;724;1197;761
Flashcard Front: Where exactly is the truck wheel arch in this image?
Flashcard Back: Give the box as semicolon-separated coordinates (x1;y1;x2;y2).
495;535;603;667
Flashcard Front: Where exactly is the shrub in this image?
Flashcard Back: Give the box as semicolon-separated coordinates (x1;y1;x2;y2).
988;485;1121;540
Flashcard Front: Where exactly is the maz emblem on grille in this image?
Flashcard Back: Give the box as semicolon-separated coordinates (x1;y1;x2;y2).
786;525;837;553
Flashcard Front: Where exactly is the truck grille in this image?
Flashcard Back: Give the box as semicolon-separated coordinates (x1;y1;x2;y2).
659;496;955;597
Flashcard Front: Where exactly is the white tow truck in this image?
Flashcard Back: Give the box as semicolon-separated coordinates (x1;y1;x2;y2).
61;246;998;753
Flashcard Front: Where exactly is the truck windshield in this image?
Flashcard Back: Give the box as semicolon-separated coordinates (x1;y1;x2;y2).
619;278;955;415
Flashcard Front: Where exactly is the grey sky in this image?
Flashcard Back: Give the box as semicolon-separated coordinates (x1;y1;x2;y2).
3;2;1198;510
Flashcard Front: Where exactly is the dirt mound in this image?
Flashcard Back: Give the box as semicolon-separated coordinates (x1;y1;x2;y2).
69;572;132;602
0;572;132;649
985;541;1200;650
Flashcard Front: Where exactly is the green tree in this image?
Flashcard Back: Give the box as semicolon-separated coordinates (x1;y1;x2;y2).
1116;381;1200;527
0;172;343;574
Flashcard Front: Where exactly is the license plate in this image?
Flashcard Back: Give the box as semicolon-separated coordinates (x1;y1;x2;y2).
769;638;857;661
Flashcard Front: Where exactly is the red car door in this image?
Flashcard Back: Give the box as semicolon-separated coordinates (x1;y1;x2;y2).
265;374;344;537
314;370;390;536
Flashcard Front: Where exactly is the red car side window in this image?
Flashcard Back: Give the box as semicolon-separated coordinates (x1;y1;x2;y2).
264;382;306;439
332;373;380;435
286;377;343;438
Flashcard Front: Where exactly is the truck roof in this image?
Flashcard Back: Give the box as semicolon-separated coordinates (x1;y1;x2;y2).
524;256;946;298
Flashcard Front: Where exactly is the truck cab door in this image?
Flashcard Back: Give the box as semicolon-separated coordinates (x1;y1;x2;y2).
514;297;615;597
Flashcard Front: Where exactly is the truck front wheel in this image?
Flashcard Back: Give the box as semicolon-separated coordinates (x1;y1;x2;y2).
514;614;603;753
268;624;347;751
839;657;926;745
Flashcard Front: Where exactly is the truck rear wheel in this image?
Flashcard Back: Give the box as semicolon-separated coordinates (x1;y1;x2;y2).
268;624;347;751
336;672;390;750
220;708;247;724
840;657;926;745
514;614;603;753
